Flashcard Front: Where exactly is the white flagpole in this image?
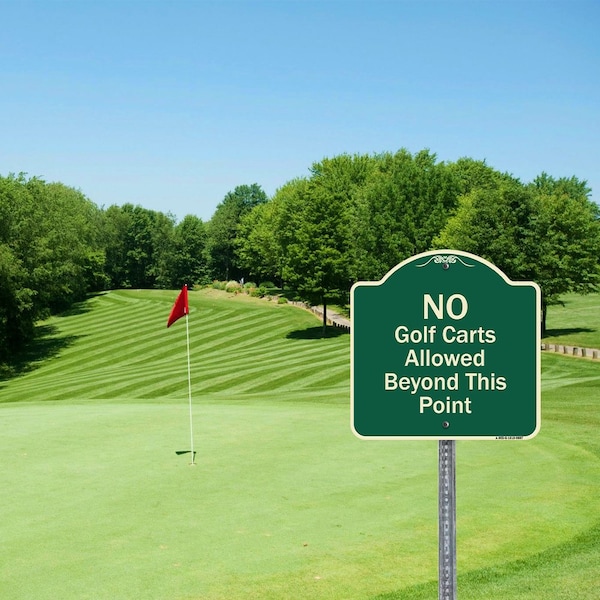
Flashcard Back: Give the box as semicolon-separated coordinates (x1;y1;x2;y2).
185;311;195;465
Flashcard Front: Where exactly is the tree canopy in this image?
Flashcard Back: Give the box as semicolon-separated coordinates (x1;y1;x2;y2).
1;149;598;365
433;172;600;332
0;174;106;361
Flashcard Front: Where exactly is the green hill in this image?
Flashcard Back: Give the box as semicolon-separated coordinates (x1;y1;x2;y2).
2;289;349;403
1;289;599;599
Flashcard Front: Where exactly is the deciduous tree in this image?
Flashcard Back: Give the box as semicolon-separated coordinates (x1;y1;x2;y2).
281;154;374;333
206;184;268;281
434;173;600;333
356;149;458;279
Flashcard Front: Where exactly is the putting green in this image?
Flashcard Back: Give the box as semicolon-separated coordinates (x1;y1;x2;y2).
1;396;598;599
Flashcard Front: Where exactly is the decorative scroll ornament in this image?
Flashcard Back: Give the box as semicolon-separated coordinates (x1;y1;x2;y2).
416;254;475;269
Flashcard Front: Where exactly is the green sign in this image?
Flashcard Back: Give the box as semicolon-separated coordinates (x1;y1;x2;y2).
351;250;540;440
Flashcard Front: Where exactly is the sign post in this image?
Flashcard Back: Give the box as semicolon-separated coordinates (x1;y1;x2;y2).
438;440;456;599
351;250;540;598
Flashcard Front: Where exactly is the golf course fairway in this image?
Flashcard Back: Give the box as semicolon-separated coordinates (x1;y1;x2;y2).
1;289;599;599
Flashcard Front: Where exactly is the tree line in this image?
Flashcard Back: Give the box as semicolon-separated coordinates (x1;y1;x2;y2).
234;151;600;333
1;149;599;364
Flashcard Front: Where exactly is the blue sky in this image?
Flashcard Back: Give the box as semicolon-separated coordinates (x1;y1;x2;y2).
1;0;598;221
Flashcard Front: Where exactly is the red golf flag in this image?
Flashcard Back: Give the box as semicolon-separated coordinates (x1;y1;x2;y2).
167;285;189;328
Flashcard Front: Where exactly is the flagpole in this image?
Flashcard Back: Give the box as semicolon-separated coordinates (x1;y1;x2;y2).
185;311;195;465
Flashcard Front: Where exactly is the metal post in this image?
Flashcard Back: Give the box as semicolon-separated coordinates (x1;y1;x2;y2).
439;440;457;599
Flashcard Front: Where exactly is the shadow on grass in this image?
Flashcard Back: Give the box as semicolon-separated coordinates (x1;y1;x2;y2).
544;327;595;339
56;292;107;318
0;293;103;384
286;325;349;340
0;324;81;384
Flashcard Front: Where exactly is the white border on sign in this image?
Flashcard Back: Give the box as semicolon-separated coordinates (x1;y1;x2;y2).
350;249;542;441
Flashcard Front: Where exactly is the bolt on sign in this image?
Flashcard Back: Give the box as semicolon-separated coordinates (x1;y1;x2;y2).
351;250;541;440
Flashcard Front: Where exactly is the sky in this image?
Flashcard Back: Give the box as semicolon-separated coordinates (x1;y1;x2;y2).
1;0;598;222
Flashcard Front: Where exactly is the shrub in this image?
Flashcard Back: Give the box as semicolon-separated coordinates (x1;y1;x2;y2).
225;280;242;293
212;280;227;290
250;286;266;297
277;296;288;304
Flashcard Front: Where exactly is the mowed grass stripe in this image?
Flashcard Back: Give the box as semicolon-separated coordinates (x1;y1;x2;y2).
53;302;299;373
25;302;173;375
196;342;346;377
194;357;345;395
2;290;348;404
285;363;350;391
25;292;268;354
86;344;348;399
193;335;347;372
46;291;342;374
6;340;347;403
7;365;191;402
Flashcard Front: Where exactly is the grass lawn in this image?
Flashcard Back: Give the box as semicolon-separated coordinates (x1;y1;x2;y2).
1;289;599;599
544;292;600;348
